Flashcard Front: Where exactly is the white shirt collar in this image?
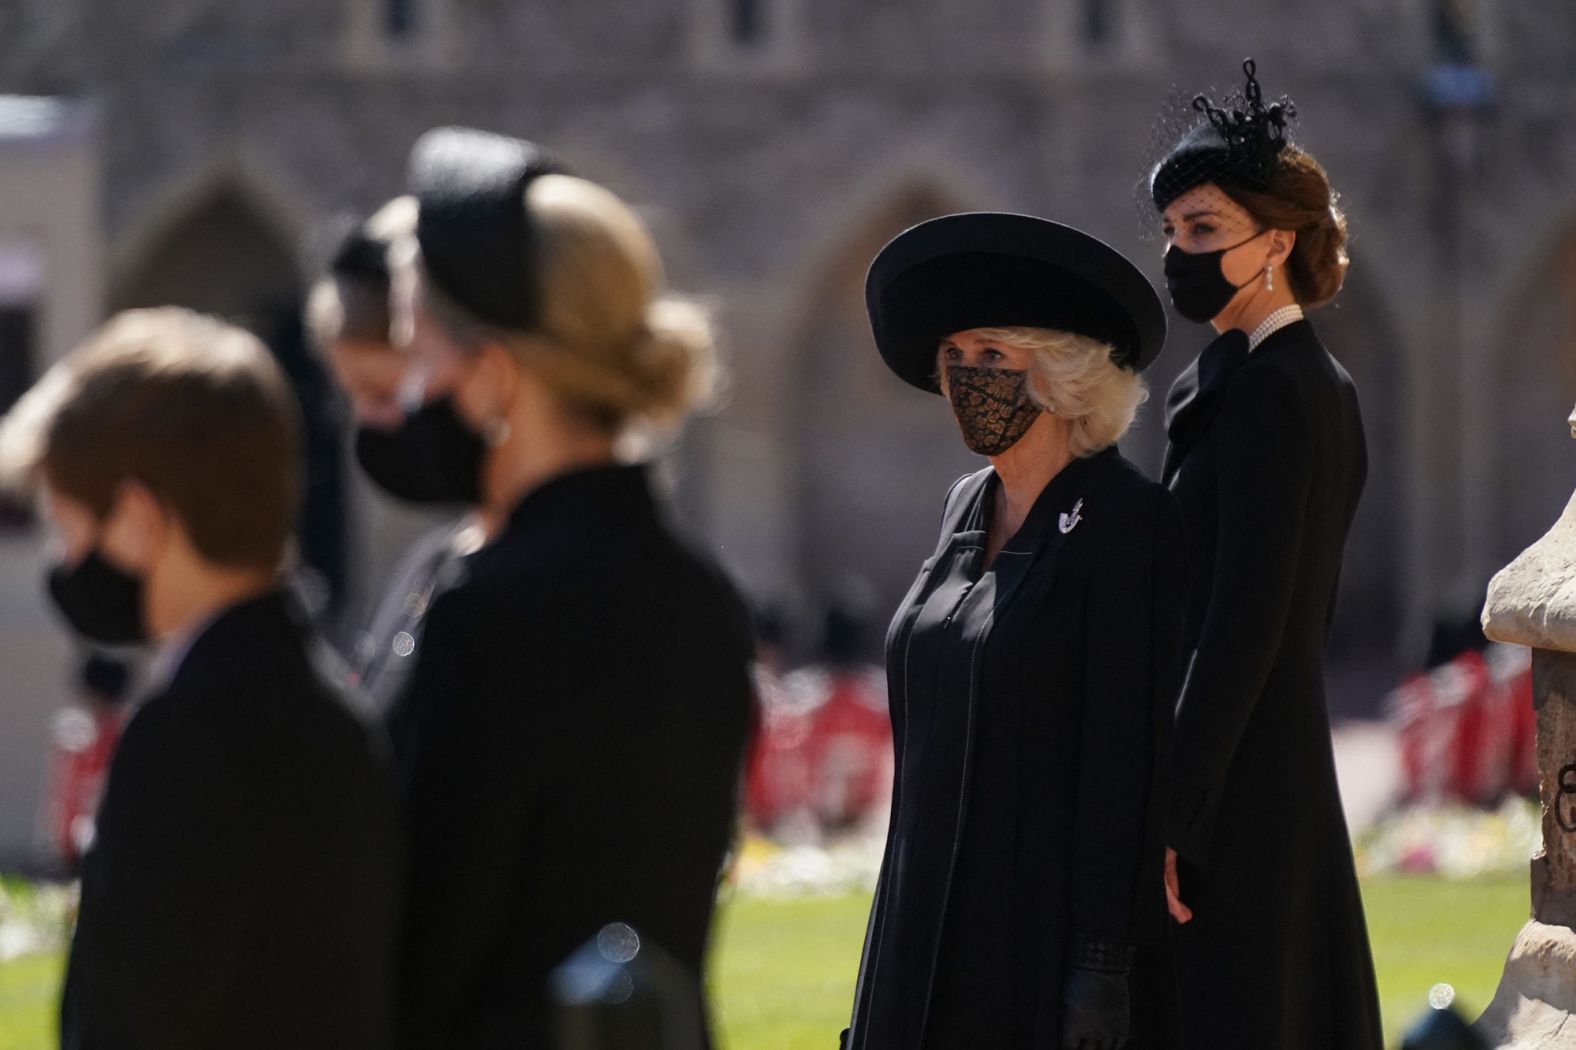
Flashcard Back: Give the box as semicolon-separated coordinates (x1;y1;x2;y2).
1247;304;1304;352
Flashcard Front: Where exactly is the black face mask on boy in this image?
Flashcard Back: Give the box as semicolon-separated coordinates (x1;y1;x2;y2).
353;394;487;506
1162;230;1266;324
47;549;148;646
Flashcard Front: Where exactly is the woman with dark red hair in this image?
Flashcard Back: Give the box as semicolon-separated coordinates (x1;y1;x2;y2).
1148;60;1383;1050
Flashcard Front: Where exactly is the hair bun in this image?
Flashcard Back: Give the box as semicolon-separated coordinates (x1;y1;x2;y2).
623;297;718;429
1217;144;1349;308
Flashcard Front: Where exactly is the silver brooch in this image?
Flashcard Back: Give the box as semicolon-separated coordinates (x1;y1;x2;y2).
1058;498;1084;534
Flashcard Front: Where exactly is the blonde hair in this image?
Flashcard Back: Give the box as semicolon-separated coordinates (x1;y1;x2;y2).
969;326;1148;457
418;174;717;440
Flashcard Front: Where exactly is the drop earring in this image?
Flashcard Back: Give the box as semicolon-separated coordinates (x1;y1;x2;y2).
1264;265;1274;292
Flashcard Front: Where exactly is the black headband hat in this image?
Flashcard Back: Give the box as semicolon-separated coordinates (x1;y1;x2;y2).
1149;59;1297;213
406;126;567;331
866;212;1168;393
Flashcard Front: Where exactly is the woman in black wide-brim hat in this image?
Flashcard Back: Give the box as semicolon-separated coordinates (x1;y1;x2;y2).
842;213;1183;1050
1147;61;1382;1049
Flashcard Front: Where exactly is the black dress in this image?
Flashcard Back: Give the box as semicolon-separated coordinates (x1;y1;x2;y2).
846;447;1186;1049
60;591;403;1050
388;463;755;1049
1163;319;1383;1049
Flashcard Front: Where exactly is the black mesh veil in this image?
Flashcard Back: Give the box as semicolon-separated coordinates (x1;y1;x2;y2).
1135;59;1299;248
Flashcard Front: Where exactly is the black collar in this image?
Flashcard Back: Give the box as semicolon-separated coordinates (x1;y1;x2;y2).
1162;328;1251;484
1162;318;1318;484
167;587;306;693
970;445;1118;551
504;462;657;534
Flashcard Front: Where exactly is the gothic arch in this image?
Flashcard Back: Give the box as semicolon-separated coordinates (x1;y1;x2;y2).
1313;264;1409;700
1487;209;1576;571
107;166;349;615
776;156;1004;310
109;170;304;325
787;182;978;656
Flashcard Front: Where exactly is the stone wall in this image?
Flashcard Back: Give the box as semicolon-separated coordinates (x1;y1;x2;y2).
0;0;1575;859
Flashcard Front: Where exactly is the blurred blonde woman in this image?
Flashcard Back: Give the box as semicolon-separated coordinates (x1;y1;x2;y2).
845;213;1183;1050
381;127;753;1048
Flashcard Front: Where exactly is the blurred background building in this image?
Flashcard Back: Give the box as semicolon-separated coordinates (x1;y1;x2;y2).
0;0;1572;865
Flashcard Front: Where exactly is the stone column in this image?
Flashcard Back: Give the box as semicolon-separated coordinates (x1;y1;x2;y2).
1473;404;1576;1048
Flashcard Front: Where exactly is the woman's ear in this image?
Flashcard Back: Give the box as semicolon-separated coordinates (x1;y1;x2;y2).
101;480;169;574
458;341;520;424
1268;229;1297;272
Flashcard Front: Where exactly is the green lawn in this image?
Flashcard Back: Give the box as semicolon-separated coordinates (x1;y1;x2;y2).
0;952;63;1050
710;875;1530;1049
711;891;873;1049
1363;875;1528;1043
0;875;1530;1050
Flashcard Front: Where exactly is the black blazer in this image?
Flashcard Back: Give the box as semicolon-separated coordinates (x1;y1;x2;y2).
388;464;755;1049
847;448;1185;1050
1163;319;1382;1049
60;591;403;1050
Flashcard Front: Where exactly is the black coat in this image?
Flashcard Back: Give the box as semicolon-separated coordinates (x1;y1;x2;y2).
60;591;403;1050
1163;319;1383;1049
847;447;1186;1050
387;463;755;1049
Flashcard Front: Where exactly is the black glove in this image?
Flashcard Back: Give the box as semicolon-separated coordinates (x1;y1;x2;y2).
1060;935;1133;1050
838;1027;850;1049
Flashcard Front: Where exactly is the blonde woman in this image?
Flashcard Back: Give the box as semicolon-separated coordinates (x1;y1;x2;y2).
382;128;753;1048
845;214;1182;1050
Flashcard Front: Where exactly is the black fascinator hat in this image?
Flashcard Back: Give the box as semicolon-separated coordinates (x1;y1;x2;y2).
406;126;568;331
866;212;1168;392
1150;59;1297;213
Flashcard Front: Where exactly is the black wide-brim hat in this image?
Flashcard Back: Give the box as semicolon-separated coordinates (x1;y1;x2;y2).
866;212;1167;392
406;126;567;331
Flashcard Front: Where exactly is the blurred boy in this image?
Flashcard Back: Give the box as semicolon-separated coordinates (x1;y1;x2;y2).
4;308;402;1050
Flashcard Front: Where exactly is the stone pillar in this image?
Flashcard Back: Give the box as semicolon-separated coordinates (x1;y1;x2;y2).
1473;404;1576;1048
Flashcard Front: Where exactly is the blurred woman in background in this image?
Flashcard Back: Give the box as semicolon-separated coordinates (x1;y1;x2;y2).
383;126;754;1049
307;198;480;714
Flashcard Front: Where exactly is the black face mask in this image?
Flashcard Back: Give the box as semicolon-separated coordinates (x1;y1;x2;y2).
945;365;1044;456
1162;231;1265;324
354;395;486;505
47;549;148;646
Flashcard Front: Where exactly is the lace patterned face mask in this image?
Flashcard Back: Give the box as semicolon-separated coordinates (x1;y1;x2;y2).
944;365;1044;456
